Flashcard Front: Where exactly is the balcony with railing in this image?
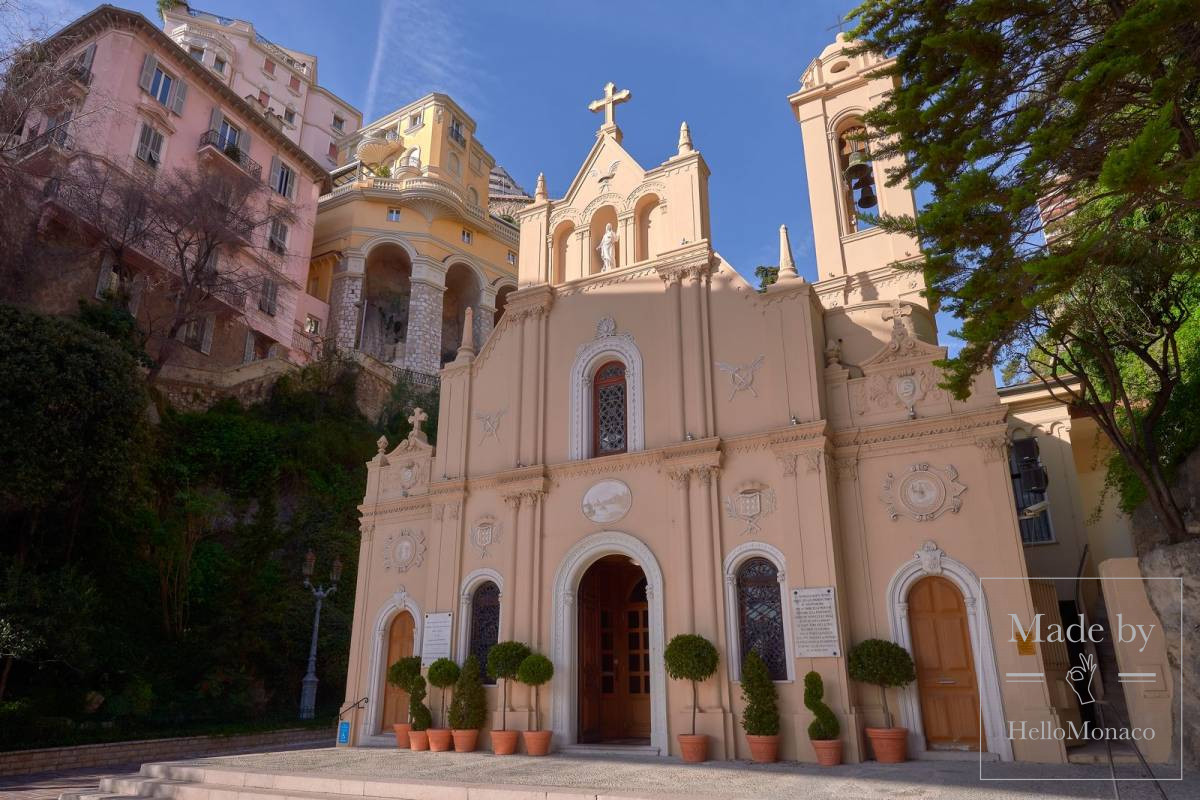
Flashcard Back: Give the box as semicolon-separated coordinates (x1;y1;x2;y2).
198;130;262;180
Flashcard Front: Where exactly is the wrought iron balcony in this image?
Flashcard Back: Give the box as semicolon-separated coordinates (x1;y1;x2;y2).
198;129;262;180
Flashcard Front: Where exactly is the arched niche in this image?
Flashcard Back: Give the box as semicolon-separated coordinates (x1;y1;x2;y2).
441;262;481;365
494;283;516;326
552;220;576;284
589;205;618;274
633;193;665;263
362;243;413;364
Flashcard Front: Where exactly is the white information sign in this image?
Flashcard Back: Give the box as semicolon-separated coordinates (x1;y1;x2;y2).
420;612;453;667
791;587;841;658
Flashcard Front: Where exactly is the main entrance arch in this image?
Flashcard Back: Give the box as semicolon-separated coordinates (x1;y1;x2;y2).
551;531;667;754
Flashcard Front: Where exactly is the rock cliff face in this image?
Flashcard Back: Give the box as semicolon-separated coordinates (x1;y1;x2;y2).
1134;449;1200;767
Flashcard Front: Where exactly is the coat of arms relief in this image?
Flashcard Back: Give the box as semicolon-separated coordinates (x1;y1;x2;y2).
881;463;966;522
724;481;777;535
470;515;502;557
383;528;426;571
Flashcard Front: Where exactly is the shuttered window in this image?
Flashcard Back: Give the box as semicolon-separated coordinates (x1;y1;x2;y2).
135;122;165;168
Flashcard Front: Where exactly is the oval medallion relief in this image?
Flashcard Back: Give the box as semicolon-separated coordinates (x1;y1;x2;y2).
581;479;632;524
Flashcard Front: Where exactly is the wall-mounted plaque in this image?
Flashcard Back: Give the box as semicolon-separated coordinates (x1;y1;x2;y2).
420;612;453;667
791;586;841;658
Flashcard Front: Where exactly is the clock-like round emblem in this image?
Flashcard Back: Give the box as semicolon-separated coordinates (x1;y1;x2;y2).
900;472;944;512
383;529;426;572
881;463;966;522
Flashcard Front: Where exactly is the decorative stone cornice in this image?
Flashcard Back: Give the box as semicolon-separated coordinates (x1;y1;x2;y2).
653;241;713;284
831;407;1008;451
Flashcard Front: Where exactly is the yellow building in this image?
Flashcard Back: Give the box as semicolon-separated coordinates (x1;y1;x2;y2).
302;94;523;374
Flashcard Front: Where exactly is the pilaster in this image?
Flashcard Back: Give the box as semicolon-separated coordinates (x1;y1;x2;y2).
329;253;365;353
404;257;447;375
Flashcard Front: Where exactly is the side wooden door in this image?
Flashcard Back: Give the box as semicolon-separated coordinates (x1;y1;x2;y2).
380;611;414;730
908;576;982;751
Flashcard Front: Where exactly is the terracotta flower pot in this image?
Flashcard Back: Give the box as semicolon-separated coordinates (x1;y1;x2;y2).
392;722;411;749
452;729;479;752
865;727;908;763
491;729;519;755
746;734;779;763
522;730;552;756
678;733;709;763
811;739;843;766
408;730;429;751
427;729;452;751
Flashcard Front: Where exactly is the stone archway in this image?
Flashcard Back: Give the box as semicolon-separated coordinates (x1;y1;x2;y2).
885;541;1013;761
551;531;667;754
364;589;423;739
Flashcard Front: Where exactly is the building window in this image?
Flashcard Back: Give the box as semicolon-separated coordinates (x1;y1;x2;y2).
283;108;295;125
332;114;345;132
270;158;296;199
179;315;213;354
448;152;461;175
258;89;269;106
591;360;627;457
304;315;320;335
506;251;516;265
289;75;301;92
135;122;165;168
263;58;275;75
387;208;401;222
1010;437;1053;544
217;118;240;151
268;219;288;255
449;116;466;146
149;67;173;106
407;112;421;130
188;46;204;61
460;229;472;244
258;278;278;316
213;56;226;74
327;141;338;161
736;557;787;681
467;581;500;684
468;186;479;206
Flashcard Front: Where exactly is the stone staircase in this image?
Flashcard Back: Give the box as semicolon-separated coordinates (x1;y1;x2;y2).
1067;597;1140;766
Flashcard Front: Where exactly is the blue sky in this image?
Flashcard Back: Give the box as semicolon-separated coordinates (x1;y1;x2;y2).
27;0;963;348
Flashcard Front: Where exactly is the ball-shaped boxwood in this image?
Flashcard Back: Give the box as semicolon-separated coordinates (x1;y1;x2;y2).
516;652;555;731
663;634;719;736
847;639;915;729
487;641;531;731
426;657;460;728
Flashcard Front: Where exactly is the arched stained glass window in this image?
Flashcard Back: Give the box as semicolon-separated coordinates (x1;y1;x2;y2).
468;581;500;684
736;557;787;681
592;360;627;457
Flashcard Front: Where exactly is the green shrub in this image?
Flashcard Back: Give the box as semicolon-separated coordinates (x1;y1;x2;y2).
803;671;839;741
487;640;530;731
847;639;915;729
516;652;554;730
663;634;719;736
426;657;460;728
407;674;431;732
447;655;487;730
739;651;779;737
387;656;421;700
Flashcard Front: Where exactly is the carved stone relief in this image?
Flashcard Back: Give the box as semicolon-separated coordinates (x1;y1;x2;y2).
471;515;502;558
383;528;426;572
881;463;966;522
475;408;506;445
716;355;765;401
723;481;777;535
581;479;632;524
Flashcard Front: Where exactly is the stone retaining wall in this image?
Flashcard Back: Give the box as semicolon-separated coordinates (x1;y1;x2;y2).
0;727;331;777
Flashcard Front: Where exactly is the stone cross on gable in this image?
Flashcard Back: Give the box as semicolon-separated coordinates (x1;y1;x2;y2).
588;82;632;129
408;407;428;444
883;300;914;335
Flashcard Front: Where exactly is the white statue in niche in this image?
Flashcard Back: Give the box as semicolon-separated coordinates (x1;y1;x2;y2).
596;223;617;272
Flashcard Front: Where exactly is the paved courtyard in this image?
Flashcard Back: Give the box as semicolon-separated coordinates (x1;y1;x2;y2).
138;746;1196;800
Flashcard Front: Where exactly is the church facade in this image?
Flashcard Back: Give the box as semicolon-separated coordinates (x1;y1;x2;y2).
342;35;1069;764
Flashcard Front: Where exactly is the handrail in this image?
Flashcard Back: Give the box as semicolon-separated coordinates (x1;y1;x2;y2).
198;130;263;180
338;696;368;720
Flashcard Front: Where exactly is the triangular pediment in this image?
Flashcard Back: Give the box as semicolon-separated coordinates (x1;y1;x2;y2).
557;132;647;212
860;305;947;372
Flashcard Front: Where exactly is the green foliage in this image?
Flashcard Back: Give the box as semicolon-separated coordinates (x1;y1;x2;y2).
487;641;530;731
849;0;1200;542
739;652;779;737
847;639;915;729
379;372;440;442
77;299;152;367
387;656;421;692
447;655;487;730
664;634;718;736
516;653;554;687
427;657;460;728
407;674;431;732
375;164;391;178
803;671;839;741
754;265;779;292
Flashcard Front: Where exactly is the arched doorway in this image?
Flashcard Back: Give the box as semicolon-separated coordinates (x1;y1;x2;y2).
361;243;412;364
578;555;650;743
380;610;415;730
908;575;981;751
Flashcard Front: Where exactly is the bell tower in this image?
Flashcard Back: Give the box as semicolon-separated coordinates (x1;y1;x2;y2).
789;34;934;362
788;33;920;281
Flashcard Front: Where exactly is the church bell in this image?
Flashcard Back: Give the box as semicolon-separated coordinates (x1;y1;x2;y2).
843;149;872;185
856;183;878;209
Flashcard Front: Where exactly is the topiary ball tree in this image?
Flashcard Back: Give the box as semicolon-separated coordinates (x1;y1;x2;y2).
516;652;555;731
740;651;780;737
846;639;915;729
487;640;531;731
804;671;840;741
448;655;487;731
426;657;460;729
408;674;432;732
663;634;719;736
386;656;422;721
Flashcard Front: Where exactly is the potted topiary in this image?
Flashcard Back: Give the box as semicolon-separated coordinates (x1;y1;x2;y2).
516;652;554;756
486;640;531;755
448;654;487;752
804;670;842;766
386;655;421;748
426;657;460;751
740;651;780;763
847;639;916;763
663;634;719;763
407;674;433;751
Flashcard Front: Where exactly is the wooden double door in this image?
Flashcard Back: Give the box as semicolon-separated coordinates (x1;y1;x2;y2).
908;576;982;751
380;611;414;730
578;555;651;743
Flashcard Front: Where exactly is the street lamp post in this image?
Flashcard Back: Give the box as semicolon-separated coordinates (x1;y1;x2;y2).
299;549;343;720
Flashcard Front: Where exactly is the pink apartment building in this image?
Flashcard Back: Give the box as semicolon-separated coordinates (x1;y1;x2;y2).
16;4;330;375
